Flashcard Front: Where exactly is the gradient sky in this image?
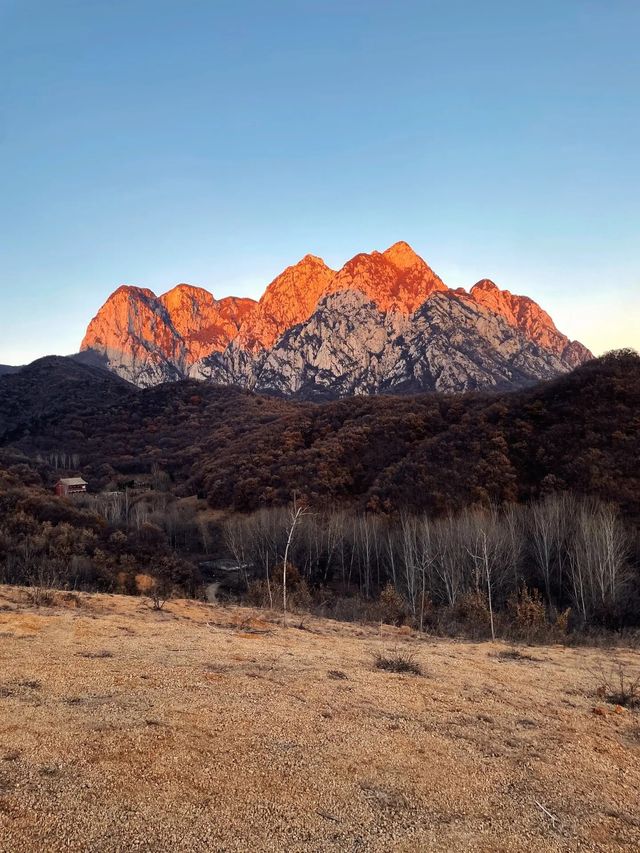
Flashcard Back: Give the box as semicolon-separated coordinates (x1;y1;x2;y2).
1;0;638;364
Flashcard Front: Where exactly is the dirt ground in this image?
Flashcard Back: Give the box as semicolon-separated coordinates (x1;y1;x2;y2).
0;586;638;852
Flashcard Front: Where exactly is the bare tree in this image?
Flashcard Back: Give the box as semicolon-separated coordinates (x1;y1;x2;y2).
531;495;566;605
282;498;308;626
567;498;629;623
466;526;496;641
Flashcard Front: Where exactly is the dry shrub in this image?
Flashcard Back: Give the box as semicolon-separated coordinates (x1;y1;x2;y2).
247;574;312;613
594;663;640;709
270;560;302;587
78;649;114;659
507;586;570;643
291;577;312;611
246;579;274;609
61;591;81;606
455;591;493;638
316;595;372;624
370;584;409;626
327;670;348;680
26;587;56;607
145;578;173;611
135;573;155;594
508;586;546;635
554;606;571;636
495;648;538;662
374;649;422;676
24;567;59;607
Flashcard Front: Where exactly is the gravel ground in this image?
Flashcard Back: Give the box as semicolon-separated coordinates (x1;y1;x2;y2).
0;585;639;852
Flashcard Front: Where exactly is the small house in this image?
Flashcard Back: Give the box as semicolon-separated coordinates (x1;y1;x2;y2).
55;477;88;497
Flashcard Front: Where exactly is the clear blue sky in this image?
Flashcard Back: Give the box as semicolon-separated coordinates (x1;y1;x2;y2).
1;0;638;363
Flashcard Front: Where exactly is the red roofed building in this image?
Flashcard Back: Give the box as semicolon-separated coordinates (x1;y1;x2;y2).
55;477;88;497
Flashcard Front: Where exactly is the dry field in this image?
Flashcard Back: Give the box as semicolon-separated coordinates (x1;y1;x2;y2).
0;586;638;852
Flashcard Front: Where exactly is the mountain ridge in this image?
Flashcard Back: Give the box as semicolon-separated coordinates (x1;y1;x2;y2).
79;242;592;395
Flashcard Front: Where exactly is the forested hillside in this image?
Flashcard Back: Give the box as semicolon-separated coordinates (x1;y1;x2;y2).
1;350;638;518
0;351;639;632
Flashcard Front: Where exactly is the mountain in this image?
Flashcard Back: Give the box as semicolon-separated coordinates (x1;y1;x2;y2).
327;241;448;312
80;242;592;394
159;285;256;361
467;279;592;367
234;254;336;352
80;284;257;386
194;289;577;398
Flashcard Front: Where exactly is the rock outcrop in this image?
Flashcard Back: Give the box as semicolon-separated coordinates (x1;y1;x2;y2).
326;241;448;314
80;242;592;394
467;279;591;367
81;286;186;386
234;254;336;352
159;285;256;362
81;284;257;385
193;290;574;398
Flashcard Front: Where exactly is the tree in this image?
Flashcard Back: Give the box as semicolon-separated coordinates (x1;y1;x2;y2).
281;498;308;626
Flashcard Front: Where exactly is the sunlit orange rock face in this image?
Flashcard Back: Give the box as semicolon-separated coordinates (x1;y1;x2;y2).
235;255;336;351
159;284;256;361
327;241;448;313
81;284;257;385
81;286;187;385
80;241;593;389
467;279;592;366
234;241;448;351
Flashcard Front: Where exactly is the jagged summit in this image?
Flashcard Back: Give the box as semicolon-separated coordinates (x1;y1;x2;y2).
298;253;330;267
108;284;158;302
470;278;500;293
80;242;593;394
160;282;214;300
234;254;336;352
382;240;423;269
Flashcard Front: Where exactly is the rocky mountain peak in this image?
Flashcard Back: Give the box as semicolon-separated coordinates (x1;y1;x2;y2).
161;282;214;301
81;242;593;392
298;253;328;267
111;284;157;302
470;278;500;294
160;284;217;318
382;240;422;270
81;286;186;387
329;244;447;314
234;254;337;352
158;285;254;364
466;278;583;360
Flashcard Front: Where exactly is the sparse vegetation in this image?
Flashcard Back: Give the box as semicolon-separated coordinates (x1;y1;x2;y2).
1;585;639;850
374;649;423;676
327;669;348;680
146;579;173;612
78;650;114;659
495;648;538;662
594;663;640;709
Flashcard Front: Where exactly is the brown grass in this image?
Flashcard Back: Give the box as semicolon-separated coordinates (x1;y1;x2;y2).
0;584;639;852
593;662;640;709
373;648;423;675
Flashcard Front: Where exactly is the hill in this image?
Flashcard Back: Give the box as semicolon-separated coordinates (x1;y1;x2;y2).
1;350;638;519
0;356;133;445
0;585;638;852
